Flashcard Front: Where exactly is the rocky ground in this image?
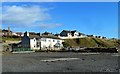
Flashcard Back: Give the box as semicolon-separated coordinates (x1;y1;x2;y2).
2;52;119;72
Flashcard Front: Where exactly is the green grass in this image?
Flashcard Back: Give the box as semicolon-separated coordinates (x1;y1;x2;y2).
63;37;118;48
2;37;21;41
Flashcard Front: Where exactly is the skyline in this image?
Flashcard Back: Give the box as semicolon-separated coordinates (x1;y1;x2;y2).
1;2;118;38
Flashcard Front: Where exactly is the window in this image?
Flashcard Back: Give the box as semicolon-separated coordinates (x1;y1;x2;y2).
75;34;77;36
57;40;60;43
34;45;35;47
44;39;46;42
37;42;40;47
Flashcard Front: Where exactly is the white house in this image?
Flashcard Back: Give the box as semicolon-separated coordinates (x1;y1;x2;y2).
40;37;63;50
21;32;64;51
12;32;24;37
59;30;86;39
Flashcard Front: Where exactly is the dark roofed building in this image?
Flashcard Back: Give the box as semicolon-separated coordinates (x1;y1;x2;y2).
2;29;12;37
59;30;86;39
60;30;82;37
60;30;71;37
55;34;60;37
71;30;77;36
42;32;53;36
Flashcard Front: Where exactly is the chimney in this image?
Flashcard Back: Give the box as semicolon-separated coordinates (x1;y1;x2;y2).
37;32;41;36
24;31;29;36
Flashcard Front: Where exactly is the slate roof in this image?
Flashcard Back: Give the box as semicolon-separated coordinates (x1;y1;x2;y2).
71;30;77;34
28;34;41;39
40;35;61;39
62;30;71;33
27;33;60;39
16;32;23;34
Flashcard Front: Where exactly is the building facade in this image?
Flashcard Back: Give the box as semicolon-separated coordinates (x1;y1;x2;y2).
21;32;64;51
59;30;86;39
41;38;63;50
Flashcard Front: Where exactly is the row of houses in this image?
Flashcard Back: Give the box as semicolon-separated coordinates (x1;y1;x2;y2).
1;27;106;39
6;30;110;52
2;29;24;37
1;27;107;40
10;32;64;51
87;35;107;39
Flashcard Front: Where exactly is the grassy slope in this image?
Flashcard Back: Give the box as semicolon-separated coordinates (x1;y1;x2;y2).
2;37;21;41
63;37;118;48
2;37;118;48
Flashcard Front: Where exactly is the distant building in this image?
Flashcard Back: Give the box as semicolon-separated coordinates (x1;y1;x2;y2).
99;36;107;39
42;32;54;36
59;30;86;39
54;34;60;37
2;29;12;37
87;34;107;39
21;32;64;51
12;32;24;37
87;35;96;38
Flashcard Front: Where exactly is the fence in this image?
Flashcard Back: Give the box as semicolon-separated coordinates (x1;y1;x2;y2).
12;48;32;52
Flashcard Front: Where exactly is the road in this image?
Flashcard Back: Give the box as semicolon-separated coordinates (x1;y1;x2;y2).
2;52;119;72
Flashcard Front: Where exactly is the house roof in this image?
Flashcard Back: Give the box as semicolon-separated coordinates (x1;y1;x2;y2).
71;30;77;34
71;30;77;36
62;30;79;34
27;33;60;39
62;30;71;33
16;32;23;35
43;32;52;34
40;35;61;39
2;29;12;32
29;35;40;39
29;32;36;35
54;34;60;36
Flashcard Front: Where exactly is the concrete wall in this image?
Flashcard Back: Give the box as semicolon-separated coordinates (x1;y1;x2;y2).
59;35;87;39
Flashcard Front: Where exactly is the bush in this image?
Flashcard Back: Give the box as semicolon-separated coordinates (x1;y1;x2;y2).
62;42;70;47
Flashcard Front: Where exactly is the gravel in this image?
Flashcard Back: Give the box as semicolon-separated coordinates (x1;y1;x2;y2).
2;52;119;72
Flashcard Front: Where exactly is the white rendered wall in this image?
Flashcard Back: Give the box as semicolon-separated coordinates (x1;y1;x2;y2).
30;38;40;50
41;38;63;50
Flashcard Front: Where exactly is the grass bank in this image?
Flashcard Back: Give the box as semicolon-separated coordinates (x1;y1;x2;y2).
63;37;118;48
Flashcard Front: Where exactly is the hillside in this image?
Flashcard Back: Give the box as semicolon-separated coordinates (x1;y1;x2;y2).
63;37;118;48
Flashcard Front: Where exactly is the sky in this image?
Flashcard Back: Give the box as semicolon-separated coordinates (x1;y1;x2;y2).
1;2;118;38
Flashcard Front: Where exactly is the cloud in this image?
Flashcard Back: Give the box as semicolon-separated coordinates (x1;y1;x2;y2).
39;23;62;28
2;5;51;26
0;5;60;28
